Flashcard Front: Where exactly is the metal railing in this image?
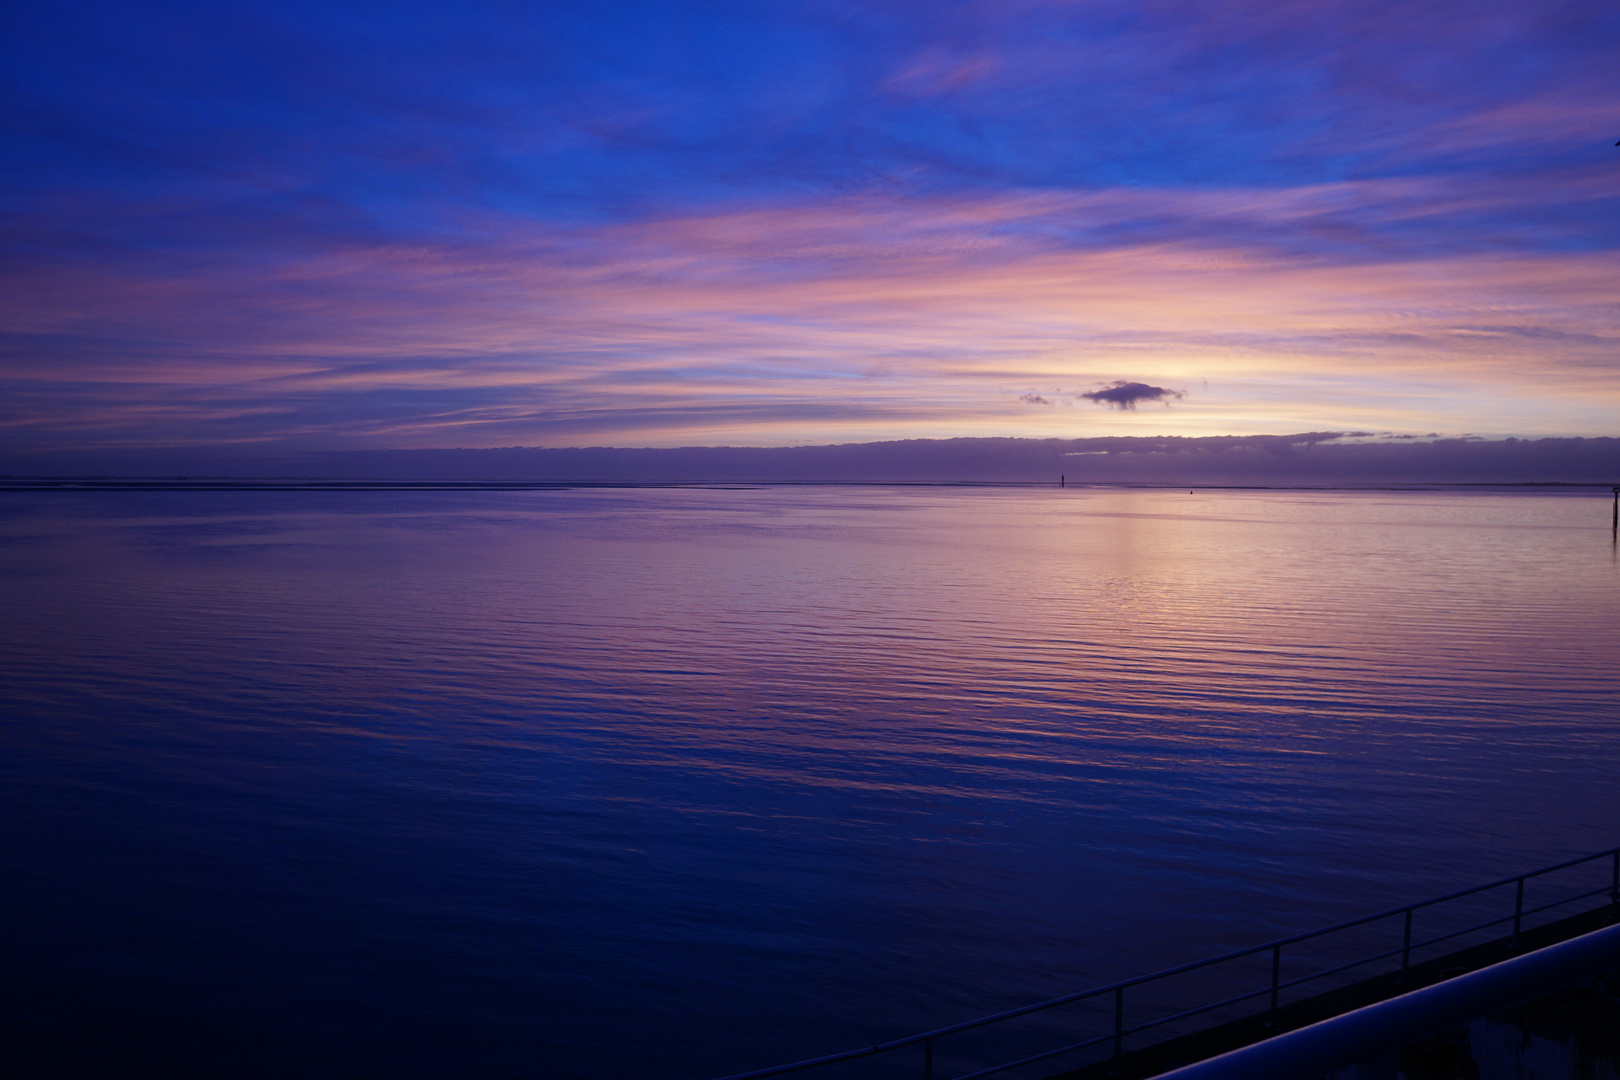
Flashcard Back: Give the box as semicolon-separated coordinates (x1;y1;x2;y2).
712;847;1620;1080
1151;920;1620;1080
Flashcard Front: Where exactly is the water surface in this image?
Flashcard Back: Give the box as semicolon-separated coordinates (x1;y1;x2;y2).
1;486;1616;1078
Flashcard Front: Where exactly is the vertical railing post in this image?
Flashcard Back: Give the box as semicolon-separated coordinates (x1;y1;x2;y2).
1610;851;1619;917
1513;877;1525;948
1269;945;1281;1017
1401;908;1413;973
923;1037;934;1080
1113;987;1125;1060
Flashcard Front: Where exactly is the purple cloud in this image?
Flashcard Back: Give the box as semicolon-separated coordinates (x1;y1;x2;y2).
1079;382;1185;411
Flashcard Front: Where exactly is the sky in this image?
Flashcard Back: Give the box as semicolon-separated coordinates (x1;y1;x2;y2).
3;0;1619;460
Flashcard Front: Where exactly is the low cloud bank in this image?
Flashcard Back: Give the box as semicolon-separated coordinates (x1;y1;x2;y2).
9;434;1618;485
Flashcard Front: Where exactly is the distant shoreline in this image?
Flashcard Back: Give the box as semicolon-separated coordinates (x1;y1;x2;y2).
0;478;1612;493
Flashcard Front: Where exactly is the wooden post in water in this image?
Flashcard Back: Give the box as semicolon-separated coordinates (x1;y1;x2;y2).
1612;485;1618;537
1060;474;1065;488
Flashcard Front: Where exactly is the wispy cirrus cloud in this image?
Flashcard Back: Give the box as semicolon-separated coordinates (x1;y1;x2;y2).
3;176;1617;451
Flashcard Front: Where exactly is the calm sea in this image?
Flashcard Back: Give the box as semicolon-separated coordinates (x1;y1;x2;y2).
1;486;1616;1079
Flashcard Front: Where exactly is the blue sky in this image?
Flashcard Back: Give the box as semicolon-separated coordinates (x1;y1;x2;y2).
3;0;1618;454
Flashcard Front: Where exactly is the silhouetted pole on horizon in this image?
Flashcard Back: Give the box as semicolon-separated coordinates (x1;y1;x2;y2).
1060;474;1064;488
1612;485;1618;537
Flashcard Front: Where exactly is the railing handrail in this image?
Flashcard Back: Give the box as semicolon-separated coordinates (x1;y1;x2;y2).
711;845;1620;1080
1150;921;1620;1080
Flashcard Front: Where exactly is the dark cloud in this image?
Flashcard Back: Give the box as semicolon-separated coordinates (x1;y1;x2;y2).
1078;381;1185;410
1018;393;1052;405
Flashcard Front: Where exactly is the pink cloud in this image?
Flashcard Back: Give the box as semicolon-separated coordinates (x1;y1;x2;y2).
882;47;1000;97
2;173;1617;449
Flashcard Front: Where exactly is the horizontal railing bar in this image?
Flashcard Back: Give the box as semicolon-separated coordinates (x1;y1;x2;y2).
709;849;1620;1080
1398;884;1615;957
1266;848;1618;951
1274;944;1407;992
947;1031;1118;1080
1519;885;1613;921
971;980;1291;1080
1123;984;1277;1037
710;1045;883;1080
1406;914;1517;954
1124;849;1618;984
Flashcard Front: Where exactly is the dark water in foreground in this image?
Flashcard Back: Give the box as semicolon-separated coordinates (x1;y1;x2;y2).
1;486;1617;1079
